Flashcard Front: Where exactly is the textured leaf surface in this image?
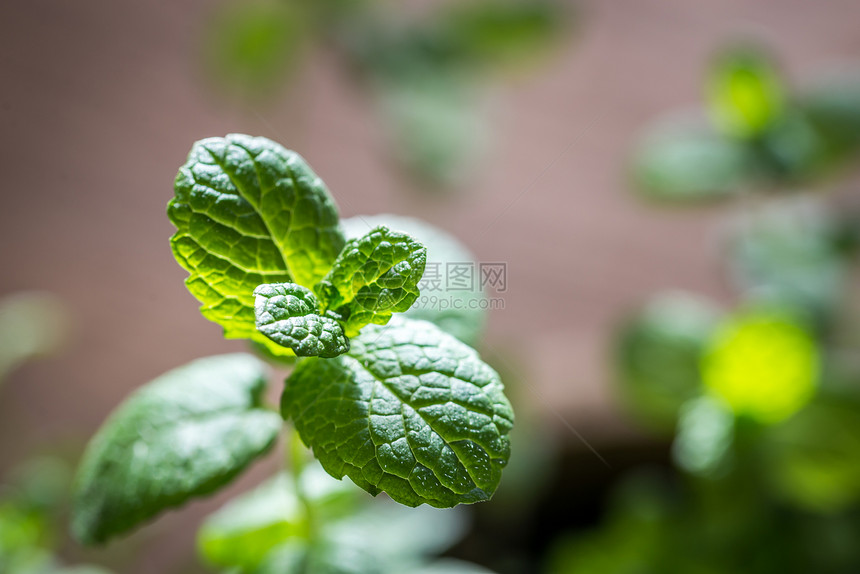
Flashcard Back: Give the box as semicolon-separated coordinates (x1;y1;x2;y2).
168;134;344;353
316;226;426;337
71;354;281;545
342;215;488;345
255;283;349;358
282;316;513;507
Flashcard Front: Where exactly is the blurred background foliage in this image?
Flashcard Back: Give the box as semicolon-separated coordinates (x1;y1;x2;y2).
0;292;111;573
631;43;860;202
545;40;860;574
0;293;70;386
0;456;112;574
202;0;572;188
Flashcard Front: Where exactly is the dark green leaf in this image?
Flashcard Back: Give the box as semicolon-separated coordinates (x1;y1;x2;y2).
71;354;281;545
282;316;513;508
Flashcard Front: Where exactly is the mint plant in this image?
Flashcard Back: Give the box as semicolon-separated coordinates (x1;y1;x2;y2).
1;457;111;574
70;134;514;561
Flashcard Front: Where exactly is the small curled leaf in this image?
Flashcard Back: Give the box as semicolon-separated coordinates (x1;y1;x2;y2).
316;226;427;337
254;283;349;358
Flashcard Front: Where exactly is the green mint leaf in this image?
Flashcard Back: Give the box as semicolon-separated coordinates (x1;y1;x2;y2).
254;283;349;358
316;226;427;337
341;215;489;346
168;134;345;354
282;316;513;508
71;354;281;545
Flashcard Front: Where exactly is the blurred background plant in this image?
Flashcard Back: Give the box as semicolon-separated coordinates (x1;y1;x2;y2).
546;41;860;574
631;42;860;202
0;456;113;574
0;293;71;386
0;293;113;573
196;444;496;574
201;0;572;188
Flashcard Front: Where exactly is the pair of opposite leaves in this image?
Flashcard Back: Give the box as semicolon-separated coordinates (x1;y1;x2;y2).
253;219;427;359
71;135;514;546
